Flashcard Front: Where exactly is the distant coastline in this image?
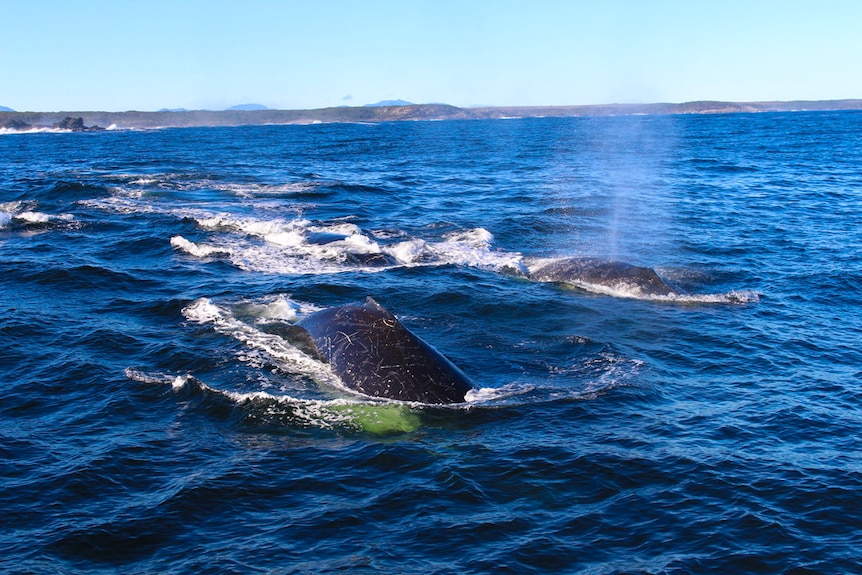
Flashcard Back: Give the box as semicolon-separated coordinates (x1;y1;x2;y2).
2;99;862;131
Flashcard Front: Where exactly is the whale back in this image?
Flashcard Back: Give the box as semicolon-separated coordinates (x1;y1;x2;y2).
528;257;676;297
297;297;475;404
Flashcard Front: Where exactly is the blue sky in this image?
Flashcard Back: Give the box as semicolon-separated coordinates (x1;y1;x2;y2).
1;0;861;112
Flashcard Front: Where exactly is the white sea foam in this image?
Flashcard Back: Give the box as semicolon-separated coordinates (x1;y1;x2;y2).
181;375;420;432
0;201;23;212
182;297;225;324
81;187;526;275
587;354;644;390
232;294;310;323
172;374;190;390
195;214;313;241
0;127;74;135
16;211;52;223
176;213;402;273
445;227;494;244
124;366;418;432
317;222;360;236
178;216;524;275
0;201;74;226
552;278;663;299
465;384;535;403
182;297;338;385
334;232;382;254
383;239;428;264
426;227;525;271
124;368;177;385
129;177;159;186
79;196;157;214
16;211;73;223
550;278;760;303
170;235;231;258
0;127;38;135
654;290;762;304
208;181;321;197
103;172;321;198
264;230;306;247
83;185;759;302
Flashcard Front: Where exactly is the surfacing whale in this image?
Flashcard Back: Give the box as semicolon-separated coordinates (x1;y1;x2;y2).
293;297;476;404
526;257;677;297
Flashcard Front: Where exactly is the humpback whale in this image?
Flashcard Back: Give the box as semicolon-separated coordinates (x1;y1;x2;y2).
526;257;677;297
294;297;476;404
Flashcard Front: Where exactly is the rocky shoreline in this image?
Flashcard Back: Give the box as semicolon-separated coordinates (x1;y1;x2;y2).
2;99;861;131
1;115;104;132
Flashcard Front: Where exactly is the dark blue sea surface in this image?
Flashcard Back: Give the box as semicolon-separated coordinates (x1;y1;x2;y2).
2;112;861;574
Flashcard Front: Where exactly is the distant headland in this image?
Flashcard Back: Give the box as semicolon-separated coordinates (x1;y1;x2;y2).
2;99;861;131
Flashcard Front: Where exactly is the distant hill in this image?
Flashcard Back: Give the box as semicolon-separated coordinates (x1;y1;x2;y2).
3;100;862;131
226;103;268;111
365;100;414;107
0;106;14;112
159;104;269;112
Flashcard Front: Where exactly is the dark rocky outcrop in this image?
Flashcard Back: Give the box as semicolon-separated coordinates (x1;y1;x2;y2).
53;116;103;131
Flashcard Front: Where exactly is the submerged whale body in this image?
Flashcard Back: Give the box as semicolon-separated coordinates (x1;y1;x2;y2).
295;297;476;404
527;257;677;297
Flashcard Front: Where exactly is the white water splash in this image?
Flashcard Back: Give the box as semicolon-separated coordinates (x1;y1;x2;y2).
87;183;758;301
124;367;422;434
170;236;231;258
0;201;75;226
182;297;337;386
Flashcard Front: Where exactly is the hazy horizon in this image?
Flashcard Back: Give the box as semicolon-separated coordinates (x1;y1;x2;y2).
5;97;862;116
2;0;861;113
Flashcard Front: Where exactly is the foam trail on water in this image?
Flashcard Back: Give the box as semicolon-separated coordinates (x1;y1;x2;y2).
87;182;756;301
182;296;336;384
124;368;423;434
423;228;527;272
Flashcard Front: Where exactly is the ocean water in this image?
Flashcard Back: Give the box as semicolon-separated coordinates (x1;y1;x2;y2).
1;112;860;574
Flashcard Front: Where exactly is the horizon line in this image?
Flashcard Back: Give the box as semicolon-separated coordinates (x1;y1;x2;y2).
2;97;862;115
